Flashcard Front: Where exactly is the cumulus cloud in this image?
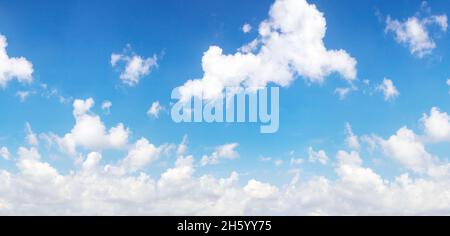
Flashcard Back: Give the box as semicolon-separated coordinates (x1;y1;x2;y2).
308;147;329;165
0;34;33;88
178;0;357;100
118;138;161;173
200;143;239;166
380;127;436;175
111;46;158;86
1;106;450;215
0;147;9;160
147;101;164;118
377;78;399;101
55;98;130;155
421;107;450;142
385;5;447;58
242;23;252;33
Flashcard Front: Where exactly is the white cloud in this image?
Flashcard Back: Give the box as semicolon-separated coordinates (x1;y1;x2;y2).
0;147;9;160
242;23;252;33
385;8;447;58
421;107;450;142
147;101;164;118
119;138;161;173
25;122;38;146
2;143;450;215
380;127;436;175
244;180;278;199
56;98;130;155
111;46;158;86
200;143;239;166
101;101;112;114
0;34;33;87
308;147;329;165
3;105;450;215
345;123;360;150
178;0;357;100
377;78;399;101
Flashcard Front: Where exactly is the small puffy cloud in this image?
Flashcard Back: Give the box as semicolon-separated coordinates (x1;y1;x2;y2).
308;147;329;165
147;101;164;118
57;98;130;155
385;6;447;58
201;143;239;166
380;127;436;175
101;101;112;114
119;138;161;173
178;0;357;101
421;107;450;142
242;23;252;33
345;123;360;150
111;46;158;86
82;152;102;173
0;35;33;87
0;147;10;160
73;98;95;117
377;78;399;101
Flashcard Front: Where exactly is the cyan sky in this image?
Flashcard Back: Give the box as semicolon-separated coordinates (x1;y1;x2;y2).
0;0;449;186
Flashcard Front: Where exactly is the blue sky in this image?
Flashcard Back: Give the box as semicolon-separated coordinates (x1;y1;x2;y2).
0;0;450;215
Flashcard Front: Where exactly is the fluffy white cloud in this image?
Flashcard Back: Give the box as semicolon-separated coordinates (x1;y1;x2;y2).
201;143;239;166
377;78;399;101
111;46;158;86
242;23;252;33
178;0;357;100
118;138;161;173
2;142;450;215
385;9;447;58
0;34;33;87
147;101;164;118
380;127;437;175
308;147;329;165
0;147;9;160
244;180;278;199
56;98;130;155
345;123;360;150
421;107;450;142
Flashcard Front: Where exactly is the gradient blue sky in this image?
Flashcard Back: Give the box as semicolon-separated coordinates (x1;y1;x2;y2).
0;0;450;215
